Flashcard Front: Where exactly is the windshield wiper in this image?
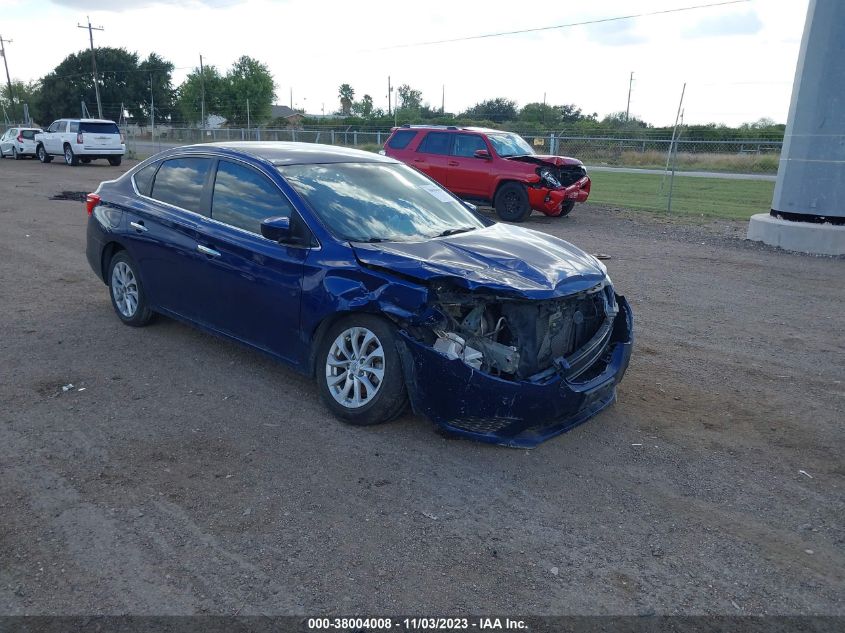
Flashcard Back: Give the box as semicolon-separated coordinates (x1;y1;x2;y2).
436;227;476;237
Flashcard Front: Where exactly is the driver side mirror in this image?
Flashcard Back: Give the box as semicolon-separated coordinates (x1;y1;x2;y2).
260;216;292;242
474;149;491;160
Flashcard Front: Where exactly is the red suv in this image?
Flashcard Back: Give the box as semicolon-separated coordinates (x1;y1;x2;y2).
383;125;591;222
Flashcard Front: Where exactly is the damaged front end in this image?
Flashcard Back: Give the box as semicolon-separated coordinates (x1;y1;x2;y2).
397;280;633;447
512;156;592;216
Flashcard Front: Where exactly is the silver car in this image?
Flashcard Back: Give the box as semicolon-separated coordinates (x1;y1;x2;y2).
0;127;43;159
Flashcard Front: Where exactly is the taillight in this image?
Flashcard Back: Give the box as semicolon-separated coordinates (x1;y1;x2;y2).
86;193;100;216
120;132;125;144
16;134;23;143
77;132;83;144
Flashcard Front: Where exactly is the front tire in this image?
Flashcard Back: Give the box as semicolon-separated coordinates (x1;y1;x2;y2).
316;315;408;426
37;145;52;163
558;200;576;217
64;144;79;166
13;147;20;160
494;182;531;222
108;156;122;166
108;252;153;327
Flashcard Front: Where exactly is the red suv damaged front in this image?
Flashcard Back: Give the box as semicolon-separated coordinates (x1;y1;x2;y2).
383;126;591;222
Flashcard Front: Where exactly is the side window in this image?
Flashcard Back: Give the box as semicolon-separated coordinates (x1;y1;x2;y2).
452;134;488;158
69;121;80;133
151;157;212;214
211;160;293;234
48;121;61;133
133;162;159;197
387;130;417;149
417;132;451;155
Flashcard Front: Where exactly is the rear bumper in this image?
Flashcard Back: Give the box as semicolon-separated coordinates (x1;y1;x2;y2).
78;146;125;156
528;176;592;216
398;295;633;448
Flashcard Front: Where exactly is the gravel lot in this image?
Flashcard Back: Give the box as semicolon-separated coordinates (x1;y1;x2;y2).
0;158;842;616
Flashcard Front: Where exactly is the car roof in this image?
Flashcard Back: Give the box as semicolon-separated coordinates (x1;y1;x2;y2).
182;141;398;166
57;118;117;123
395;124;506;135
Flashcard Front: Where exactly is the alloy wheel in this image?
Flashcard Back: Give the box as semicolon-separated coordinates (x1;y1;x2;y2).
111;261;139;318
325;326;385;409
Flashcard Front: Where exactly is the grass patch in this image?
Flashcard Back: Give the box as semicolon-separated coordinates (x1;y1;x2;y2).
588;170;774;220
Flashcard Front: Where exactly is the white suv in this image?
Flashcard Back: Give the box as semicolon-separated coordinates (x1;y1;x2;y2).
0;127;43;159
35;118;125;166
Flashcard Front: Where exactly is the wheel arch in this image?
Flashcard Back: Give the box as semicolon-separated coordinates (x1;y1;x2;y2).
306;310;399;377
100;241;126;283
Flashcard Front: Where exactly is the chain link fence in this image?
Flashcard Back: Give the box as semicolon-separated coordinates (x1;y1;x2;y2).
1;121;781;174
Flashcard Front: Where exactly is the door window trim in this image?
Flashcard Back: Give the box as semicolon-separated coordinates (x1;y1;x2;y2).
130;153;320;249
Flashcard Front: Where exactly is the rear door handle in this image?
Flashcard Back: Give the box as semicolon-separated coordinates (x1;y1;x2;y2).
413;158;425;163
129;221;148;233
448;160;459;166
197;244;221;258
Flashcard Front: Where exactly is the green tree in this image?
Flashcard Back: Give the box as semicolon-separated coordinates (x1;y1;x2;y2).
224;56;275;125
397;84;422;110
36;47;176;124
1;80;40;123
135;53;175;124
338;83;355;115
461;98;517;123
176;65;226;124
351;93;374;118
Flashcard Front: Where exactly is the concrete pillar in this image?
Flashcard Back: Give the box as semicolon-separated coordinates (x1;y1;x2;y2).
772;0;844;221
748;0;845;254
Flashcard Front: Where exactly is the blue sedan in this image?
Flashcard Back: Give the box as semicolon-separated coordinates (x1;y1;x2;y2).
85;142;632;447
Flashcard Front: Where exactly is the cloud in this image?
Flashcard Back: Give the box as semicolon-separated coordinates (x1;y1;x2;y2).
586;20;647;47
684;9;763;38
49;0;244;11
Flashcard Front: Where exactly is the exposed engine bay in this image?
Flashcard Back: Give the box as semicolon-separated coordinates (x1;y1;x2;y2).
424;282;618;381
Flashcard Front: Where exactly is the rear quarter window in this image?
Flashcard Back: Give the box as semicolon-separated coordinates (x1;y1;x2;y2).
80;122;120;134
21;130;38;140
387;130;417;150
133;162;160;197
150;157;212;214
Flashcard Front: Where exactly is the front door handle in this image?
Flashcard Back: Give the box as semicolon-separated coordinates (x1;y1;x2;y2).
129;221;148;232
448;160;459;166
197;244;221;258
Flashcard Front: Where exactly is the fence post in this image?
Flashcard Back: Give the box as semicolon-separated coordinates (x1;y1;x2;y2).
331;130;335;145
353;131;358;145
377;131;381;145
292;128;297;142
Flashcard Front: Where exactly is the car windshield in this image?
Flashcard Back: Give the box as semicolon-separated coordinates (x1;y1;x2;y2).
488;133;534;157
278;162;486;242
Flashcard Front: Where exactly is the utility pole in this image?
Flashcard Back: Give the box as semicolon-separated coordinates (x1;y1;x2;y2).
0;36;16;122
441;84;445;114
625;71;634;122
290;87;293;110
199;54;205;129
78;17;104;119
150;74;155;142
246;97;250;134
387;75;392;117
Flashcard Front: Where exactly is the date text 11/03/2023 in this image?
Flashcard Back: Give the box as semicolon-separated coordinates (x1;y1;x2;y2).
307;617;528;630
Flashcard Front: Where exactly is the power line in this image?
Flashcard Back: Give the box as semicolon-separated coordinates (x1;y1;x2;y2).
366;0;749;51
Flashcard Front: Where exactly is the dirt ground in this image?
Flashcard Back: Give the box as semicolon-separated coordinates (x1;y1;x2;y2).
0;157;842;616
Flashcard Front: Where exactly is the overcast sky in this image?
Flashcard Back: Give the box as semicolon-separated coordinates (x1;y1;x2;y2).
3;0;809;126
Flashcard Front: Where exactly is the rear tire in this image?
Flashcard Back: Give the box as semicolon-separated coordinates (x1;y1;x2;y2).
108;251;153;327
558;200;576;217
494;182;531;222
64;144;79;166
37;145;52;163
12;147;20;160
108;156;122;167
316;315;408;426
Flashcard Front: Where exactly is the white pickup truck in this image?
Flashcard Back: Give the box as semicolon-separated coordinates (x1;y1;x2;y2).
35;118;125;166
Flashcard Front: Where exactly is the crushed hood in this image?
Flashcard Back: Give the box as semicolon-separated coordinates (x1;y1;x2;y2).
506;154;584;167
351;223;606;299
